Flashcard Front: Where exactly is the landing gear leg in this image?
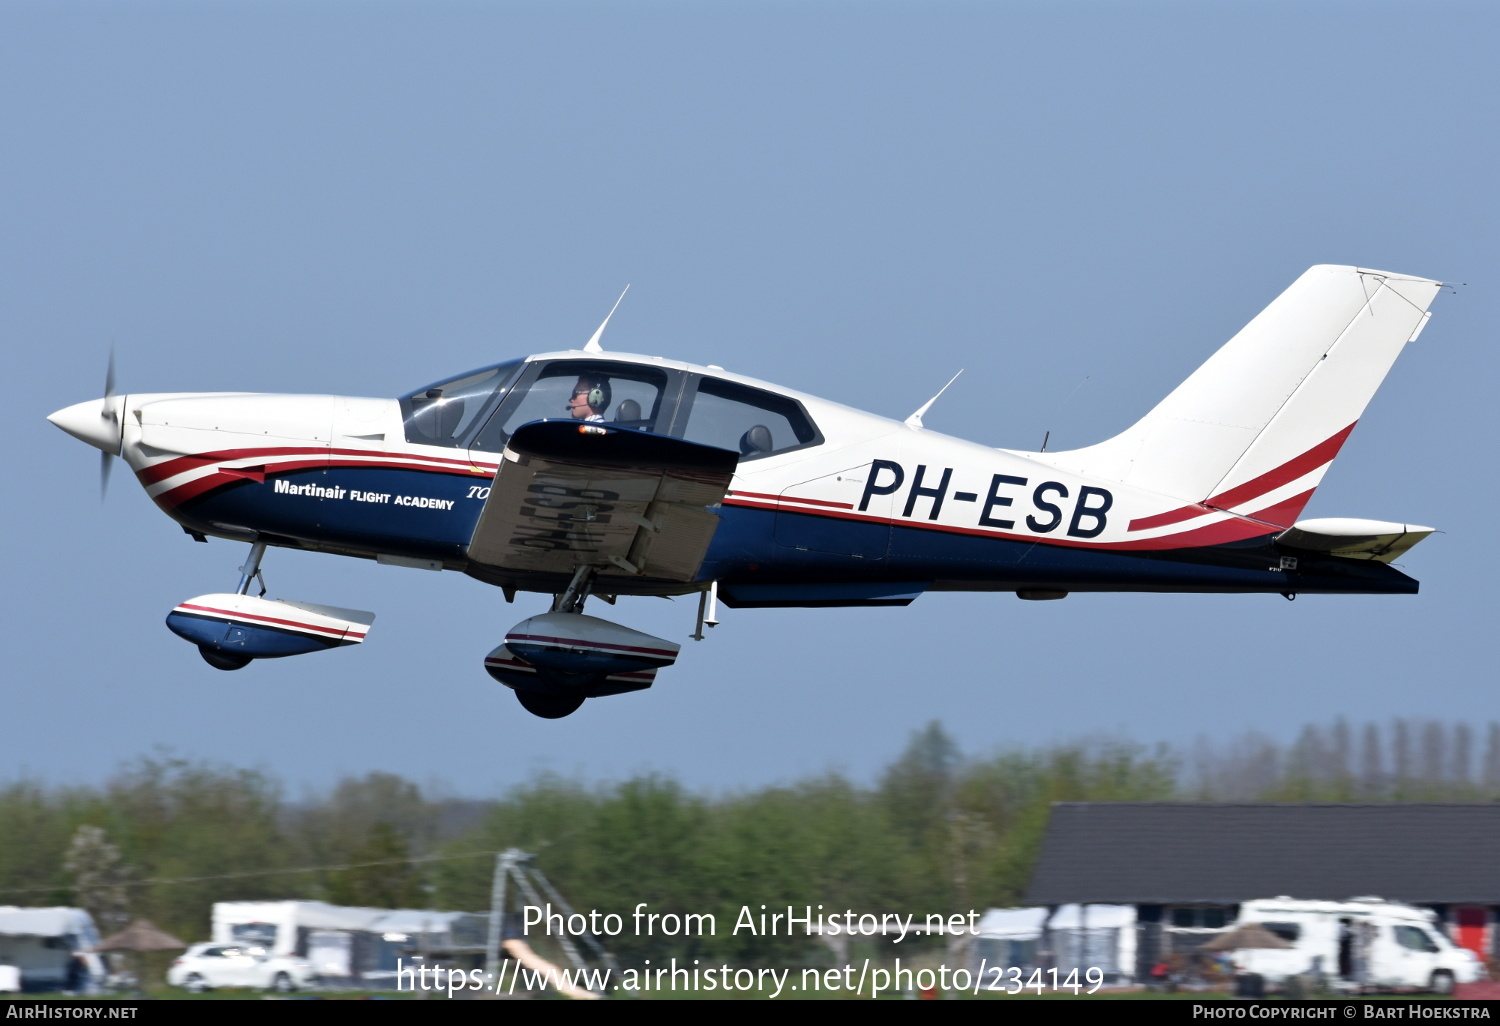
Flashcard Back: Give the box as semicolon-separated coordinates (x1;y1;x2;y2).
496;567;602;717
551;565;596;614
237;541;268;596
199;541;270;671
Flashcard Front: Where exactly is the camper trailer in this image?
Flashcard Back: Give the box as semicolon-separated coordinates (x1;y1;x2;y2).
212;901;488;986
973;905;1137;985
1231;897;1482;994
0;907;103;993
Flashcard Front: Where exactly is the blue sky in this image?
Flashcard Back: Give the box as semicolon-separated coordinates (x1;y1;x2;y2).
4;1;1496;795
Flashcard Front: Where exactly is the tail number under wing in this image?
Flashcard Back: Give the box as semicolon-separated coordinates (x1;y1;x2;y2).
465;421;738;582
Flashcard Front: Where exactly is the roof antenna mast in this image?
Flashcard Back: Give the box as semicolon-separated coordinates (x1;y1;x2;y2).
905;370;963;429
583;285;631;354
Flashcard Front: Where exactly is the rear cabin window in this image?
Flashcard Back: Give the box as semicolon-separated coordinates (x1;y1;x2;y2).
680;377;819;460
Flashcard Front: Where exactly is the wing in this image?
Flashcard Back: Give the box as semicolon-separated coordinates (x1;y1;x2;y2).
466;421;738;583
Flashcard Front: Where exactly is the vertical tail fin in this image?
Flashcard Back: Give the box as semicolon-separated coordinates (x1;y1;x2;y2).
1036;265;1442;521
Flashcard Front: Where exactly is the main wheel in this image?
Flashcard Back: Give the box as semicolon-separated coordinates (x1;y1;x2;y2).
515;690;585;719
183;972;209;994
199;646;252;671
1430;970;1455;996
271;971;295;993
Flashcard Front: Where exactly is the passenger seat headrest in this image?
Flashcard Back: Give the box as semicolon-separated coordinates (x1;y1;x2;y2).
615;399;642;423
739;424;773;455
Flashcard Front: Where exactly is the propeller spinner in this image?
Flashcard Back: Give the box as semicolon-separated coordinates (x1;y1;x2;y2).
47;349;126;499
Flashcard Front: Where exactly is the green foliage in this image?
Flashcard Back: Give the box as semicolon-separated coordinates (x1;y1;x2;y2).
0;719;1495;967
324;822;426;909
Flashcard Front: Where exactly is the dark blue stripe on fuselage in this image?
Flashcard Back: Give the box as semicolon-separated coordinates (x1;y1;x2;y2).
177;466;486;561
174;468;1417;596
701;506;1417;596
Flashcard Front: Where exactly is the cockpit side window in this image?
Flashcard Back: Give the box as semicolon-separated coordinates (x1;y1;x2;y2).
680;377;821;460
398;361;524;449
469;360;673;454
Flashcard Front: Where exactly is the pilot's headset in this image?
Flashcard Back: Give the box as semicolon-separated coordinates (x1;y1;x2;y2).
579;377;611;413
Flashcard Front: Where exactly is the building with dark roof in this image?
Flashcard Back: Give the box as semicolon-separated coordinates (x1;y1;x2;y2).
1024;803;1500;969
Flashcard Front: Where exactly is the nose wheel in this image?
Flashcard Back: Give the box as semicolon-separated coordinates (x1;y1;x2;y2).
199;647;252;671
183;541;272;672
514;690;585;719
509;567;594;717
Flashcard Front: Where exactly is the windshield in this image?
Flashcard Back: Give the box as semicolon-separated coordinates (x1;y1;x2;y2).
469;359;672;453
398;360;524;448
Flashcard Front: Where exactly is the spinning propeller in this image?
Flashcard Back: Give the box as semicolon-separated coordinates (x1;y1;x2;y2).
46;347;126;500
99;348;117;498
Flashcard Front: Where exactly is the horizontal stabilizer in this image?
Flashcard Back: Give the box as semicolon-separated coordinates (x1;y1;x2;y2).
1276;518;1434;563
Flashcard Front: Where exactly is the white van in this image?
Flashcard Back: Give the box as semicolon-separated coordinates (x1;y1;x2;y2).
1230;897;1482;994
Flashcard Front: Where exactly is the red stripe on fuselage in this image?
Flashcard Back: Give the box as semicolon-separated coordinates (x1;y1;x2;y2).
1127;502;1216;532
151;458;329;508
139;446;498;487
729;489;854;509
1127;423;1356;532
142;448;499;509
725;487;1312;552
1204;423;1356;511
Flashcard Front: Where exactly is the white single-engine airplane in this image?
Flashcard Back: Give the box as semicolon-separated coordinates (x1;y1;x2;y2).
50;265;1442;717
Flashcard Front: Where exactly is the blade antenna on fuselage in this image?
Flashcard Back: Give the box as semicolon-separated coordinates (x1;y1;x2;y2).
905;369;963;429
582;285;630;354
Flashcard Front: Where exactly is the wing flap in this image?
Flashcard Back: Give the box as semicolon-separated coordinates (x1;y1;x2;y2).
466;422;737;582
622;503;724;581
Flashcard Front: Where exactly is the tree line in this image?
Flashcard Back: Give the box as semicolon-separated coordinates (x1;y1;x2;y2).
1;718;1494;966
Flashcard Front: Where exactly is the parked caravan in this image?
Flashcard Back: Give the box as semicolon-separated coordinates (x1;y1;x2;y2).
1049;904;1137;984
973;907;1048;974
0;907;104;993
973;905;1136;985
212;901;487;986
1231;898;1482;994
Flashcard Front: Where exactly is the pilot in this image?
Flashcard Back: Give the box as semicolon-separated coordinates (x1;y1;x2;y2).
567;375;610;422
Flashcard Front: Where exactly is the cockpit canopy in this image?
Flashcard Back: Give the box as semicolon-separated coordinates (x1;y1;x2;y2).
398;357;821;459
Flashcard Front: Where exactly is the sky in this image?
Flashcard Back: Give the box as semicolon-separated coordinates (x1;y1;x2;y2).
3;1;1497;797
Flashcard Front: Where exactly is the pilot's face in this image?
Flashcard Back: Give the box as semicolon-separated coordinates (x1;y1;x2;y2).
567;386;596;419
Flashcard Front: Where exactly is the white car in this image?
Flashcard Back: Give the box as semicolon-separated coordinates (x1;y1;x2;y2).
167;943;318;993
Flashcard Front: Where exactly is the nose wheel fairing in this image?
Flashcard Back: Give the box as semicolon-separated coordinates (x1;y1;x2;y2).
484;611;680;705
166;594;375;662
484;643;662;698
164;542;375;669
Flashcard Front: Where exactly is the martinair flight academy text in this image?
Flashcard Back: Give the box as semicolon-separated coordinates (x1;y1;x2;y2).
49;266;1443;717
